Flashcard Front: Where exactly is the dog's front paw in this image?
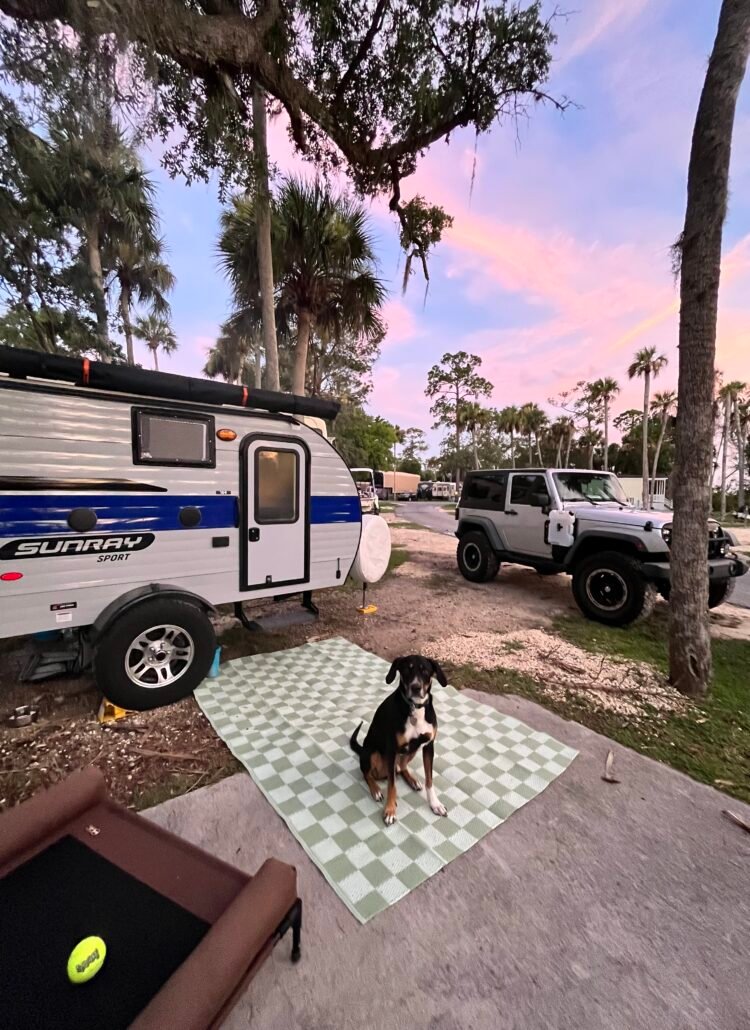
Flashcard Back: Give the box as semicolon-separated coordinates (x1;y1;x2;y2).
427;787;447;816
383;805;397;825
373;789;383;802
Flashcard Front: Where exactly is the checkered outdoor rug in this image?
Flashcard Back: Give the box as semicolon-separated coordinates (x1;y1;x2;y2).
195;637;577;923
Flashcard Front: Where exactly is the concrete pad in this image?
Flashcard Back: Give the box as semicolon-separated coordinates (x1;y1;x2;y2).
146;693;750;1030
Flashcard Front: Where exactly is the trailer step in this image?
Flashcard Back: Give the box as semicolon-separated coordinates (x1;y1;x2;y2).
234;594;319;634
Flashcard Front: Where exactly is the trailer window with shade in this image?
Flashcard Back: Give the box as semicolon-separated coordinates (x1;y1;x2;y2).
255;448;299;524
133;409;215;468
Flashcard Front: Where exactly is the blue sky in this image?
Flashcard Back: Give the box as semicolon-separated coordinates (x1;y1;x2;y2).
136;0;750;452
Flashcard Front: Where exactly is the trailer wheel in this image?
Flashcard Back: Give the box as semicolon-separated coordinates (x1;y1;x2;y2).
93;598;216;711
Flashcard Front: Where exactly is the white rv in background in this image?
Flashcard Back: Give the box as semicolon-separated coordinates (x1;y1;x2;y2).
0;347;362;711
350;467;380;515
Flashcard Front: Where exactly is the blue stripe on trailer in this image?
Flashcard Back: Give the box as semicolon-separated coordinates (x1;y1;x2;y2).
0;493;361;535
310;495;361;524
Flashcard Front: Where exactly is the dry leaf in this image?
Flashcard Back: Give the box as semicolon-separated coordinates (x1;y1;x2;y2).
602;750;620;784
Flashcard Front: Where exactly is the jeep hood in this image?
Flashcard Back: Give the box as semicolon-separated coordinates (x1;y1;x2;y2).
568;506;673;530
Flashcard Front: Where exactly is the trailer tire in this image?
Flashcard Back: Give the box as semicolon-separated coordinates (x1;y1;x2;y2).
93;598;216;711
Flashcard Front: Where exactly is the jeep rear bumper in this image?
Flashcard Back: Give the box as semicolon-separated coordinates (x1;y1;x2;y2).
640;555;749;582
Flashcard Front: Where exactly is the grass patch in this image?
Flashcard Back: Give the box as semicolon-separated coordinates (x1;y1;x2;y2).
387;547;410;573
552;612;750;804
379;503;396;513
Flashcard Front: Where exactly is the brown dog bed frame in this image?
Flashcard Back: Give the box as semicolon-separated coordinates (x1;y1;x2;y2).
0;768;301;1029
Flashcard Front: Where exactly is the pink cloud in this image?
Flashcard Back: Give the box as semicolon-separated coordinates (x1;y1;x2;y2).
381;299;424;349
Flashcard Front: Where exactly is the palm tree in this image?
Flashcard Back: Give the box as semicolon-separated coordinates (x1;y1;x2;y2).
736;396;749;513
519;403;547;465
561;417;576;466
134;314;177;372
719;381;746;517
497;406;522;468
590;377;620;471
219;179;386;397
203;314;258;386
579;428;603;469
650;390;677;504
459;402;490;469
548;418;571;467
628;347;668;508
51;116;158;357
109;237;174;366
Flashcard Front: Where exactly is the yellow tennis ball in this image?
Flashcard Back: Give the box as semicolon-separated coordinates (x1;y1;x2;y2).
67;936;106;984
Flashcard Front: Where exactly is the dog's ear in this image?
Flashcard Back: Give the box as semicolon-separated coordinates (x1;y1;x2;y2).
430;659;448;687
386;657;402;684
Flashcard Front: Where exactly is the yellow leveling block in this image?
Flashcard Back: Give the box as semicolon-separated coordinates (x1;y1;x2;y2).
97;699;135;724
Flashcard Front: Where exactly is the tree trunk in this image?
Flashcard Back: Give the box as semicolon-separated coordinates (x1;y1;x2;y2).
119;286;134;366
720;392;731;517
555;439;562;468
454;385;461;484
151;344;159;372
510;428;516;468
736;406;746;510
603;395;610;471
587;444;594;468
536;435;543;465
86;223;109;360
641;369;651;509
527;433;533;465
252;84;280;392
254;340;263;389
565;432;573;467
472;428;478;469
669;0;750;698
292;308;312;395
651;414;668;504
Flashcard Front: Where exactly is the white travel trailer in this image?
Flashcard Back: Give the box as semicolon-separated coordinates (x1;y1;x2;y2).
0;347;362;710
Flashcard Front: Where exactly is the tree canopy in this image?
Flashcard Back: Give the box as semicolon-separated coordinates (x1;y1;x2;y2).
1;1;565;266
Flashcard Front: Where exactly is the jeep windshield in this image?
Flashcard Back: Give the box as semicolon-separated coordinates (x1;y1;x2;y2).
553;472;629;505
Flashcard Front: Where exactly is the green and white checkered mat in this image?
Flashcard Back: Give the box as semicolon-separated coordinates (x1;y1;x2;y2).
195;637;577;923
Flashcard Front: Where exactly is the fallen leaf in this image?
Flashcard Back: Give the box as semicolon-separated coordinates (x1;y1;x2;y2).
602;749;620;784
722;810;750;835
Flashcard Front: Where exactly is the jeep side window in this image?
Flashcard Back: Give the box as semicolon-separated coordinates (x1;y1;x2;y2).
463;472;508;510
509;474;548;506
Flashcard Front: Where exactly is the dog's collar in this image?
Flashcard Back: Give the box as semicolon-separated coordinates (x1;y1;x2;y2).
401;687;429;711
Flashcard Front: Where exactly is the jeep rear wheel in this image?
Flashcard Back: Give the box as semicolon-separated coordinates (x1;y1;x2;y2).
457;531;500;583
572;551;656;626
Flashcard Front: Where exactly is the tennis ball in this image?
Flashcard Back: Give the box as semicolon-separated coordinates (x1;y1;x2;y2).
67;936;106;984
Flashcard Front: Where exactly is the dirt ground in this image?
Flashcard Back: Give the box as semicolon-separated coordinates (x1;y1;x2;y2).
2;515;749;810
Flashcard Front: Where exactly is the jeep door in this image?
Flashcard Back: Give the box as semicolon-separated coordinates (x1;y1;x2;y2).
503;473;553;558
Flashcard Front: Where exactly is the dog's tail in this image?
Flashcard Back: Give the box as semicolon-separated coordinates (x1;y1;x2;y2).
349;721;363;755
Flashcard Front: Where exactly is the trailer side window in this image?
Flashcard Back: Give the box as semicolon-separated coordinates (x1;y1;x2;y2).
255;449;298;524
133;410;215;467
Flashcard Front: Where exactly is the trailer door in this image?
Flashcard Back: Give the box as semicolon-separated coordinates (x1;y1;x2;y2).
241;435;309;590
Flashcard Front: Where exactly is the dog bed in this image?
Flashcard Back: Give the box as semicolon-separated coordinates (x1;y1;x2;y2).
196;637;577;923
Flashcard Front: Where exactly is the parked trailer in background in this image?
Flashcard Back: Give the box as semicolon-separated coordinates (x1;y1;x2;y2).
0;346;363;711
350;467;380;515
617;477;670;510
431;481;458;500
374;470;420;501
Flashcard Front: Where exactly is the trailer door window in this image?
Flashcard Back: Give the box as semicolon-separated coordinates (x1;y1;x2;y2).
134;409;215;467
255;449;298;523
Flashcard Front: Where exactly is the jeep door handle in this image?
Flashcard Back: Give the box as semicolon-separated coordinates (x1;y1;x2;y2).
505;510;518;516
248;527;260;542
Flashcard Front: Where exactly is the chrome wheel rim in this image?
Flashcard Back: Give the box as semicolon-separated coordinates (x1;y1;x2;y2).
463;543;482;573
125;624;195;689
585;570;628;612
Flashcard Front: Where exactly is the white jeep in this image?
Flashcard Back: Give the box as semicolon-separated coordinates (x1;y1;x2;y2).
455;468;749;626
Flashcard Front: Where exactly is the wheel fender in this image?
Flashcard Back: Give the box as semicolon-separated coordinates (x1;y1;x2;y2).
566;531;647;567
457;517;505;552
90;584;215;643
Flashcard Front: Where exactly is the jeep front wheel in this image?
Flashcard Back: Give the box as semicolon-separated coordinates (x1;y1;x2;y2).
572;551;656;626
457;531;500;583
708;578;735;608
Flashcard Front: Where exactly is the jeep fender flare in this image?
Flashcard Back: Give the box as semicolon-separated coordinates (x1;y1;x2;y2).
90;583;216;642
456;516;505;552
565;530;649;568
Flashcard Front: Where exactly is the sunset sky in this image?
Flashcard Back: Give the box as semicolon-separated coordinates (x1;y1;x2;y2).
139;0;750;451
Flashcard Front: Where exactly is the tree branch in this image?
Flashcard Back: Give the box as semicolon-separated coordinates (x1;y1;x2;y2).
334;0;389;103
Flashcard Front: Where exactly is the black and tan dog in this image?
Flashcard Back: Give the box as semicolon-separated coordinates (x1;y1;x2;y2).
350;655;448;825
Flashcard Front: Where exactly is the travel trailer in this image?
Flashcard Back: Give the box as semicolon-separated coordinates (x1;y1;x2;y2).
374;470;420;501
0;347;363;710
350;467;380;515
